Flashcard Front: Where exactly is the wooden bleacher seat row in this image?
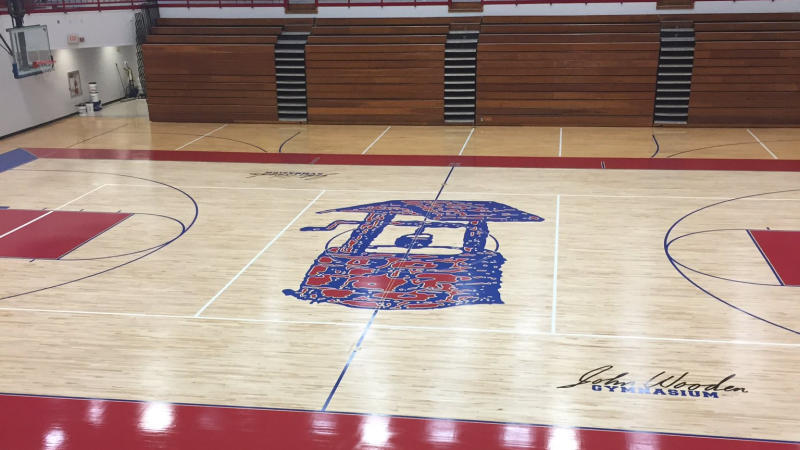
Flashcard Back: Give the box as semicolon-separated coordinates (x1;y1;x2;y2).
141;14;800;126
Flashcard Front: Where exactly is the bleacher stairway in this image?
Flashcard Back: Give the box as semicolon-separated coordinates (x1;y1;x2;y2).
444;29;478;124
654;25;695;125
275;29;310;122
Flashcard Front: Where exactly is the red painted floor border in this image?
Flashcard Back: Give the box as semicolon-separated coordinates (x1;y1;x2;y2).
24;147;800;172
0;393;797;450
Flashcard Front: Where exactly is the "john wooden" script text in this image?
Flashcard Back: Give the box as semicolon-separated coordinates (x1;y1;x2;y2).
557;365;748;399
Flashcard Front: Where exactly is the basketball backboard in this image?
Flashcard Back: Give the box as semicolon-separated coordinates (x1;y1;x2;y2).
5;25;54;78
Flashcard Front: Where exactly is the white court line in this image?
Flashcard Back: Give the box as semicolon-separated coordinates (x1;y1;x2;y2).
193;190;326;317
175;124;228;151
201;315;363;328
0;184;107;240
361;126;391;155
458;127;475;156
0;307;190;321
562;331;800;348
0;307;364;328
369;323;800;348
551;195;561;334
747;129;778;159
99;184;800;201
103;183;440;195
0;212;53;240
53;184;108;210
0;306;797;348
558;128;563;157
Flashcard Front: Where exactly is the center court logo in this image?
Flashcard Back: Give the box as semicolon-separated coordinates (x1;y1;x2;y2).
557;365;748;399
283;200;544;309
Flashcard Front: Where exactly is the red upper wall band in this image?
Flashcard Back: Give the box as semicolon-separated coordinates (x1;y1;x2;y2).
0;0;774;15
23;147;800;172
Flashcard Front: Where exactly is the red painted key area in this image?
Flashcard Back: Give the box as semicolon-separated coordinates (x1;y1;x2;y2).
0;209;48;236
0;210;131;259
0;394;796;450
749;230;800;286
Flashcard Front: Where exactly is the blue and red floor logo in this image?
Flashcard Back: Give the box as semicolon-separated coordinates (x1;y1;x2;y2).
283;200;544;310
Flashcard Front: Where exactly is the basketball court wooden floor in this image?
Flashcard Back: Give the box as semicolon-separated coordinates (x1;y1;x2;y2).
3;100;800;160
1;111;800;450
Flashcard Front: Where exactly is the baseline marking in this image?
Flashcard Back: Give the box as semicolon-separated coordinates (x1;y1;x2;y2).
361;126;391;155
458;127;475;156
193;190;326;317
746;129;778;160
175;124;228;151
551;194;560;334
1;306;798;348
0;184;107;240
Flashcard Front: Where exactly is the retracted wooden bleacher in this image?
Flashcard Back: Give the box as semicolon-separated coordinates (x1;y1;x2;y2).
143;18;311;123
140;14;799;127
689;13;800;126
305;18;452;125
476;16;661;126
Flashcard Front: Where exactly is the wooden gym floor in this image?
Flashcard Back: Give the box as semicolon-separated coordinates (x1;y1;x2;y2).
0;100;798;449
2;100;800;160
